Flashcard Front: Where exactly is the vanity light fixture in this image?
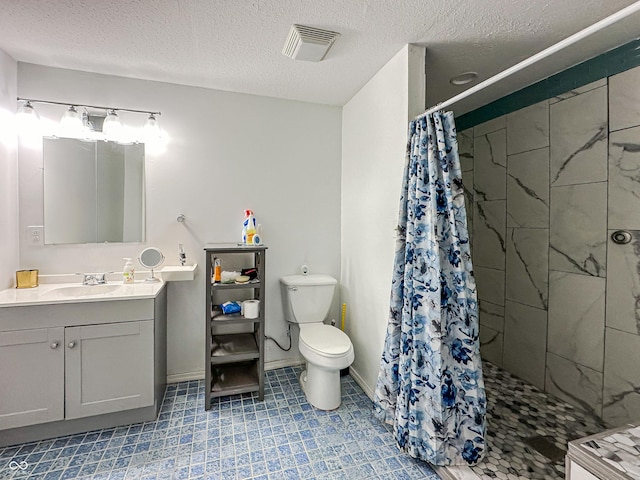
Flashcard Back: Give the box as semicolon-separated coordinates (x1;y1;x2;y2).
16;100;41;133
102;109;123;141
17;100;40;121
144;113;161;139
60;105;84;137
15;97;162;143
16;100;43;142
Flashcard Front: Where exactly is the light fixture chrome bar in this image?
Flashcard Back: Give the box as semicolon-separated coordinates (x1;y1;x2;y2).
16;97;161;116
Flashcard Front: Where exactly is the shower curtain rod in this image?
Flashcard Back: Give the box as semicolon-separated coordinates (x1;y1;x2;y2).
419;0;640;119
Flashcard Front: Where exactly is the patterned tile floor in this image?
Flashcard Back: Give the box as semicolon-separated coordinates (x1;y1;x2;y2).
0;367;440;480
0;362;610;480
474;361;606;480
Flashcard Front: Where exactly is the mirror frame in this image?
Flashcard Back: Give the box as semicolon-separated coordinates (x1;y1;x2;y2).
139;247;164;282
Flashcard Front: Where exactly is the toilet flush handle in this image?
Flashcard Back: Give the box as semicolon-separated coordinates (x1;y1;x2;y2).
288;286;298;292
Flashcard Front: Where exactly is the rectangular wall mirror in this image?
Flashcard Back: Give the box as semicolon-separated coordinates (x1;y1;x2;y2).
43;138;145;244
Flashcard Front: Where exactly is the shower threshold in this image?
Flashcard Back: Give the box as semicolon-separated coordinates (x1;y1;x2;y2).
436;361;605;480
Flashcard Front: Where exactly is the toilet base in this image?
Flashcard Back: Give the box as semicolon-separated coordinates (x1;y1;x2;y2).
299;364;342;411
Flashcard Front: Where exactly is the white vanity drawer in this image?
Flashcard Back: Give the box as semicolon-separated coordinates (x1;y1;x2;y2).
0;299;154;331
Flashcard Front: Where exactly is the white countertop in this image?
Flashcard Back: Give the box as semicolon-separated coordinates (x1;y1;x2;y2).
0;281;166;307
0;264;196;308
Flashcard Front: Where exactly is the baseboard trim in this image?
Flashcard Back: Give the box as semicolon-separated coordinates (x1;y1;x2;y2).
167;371;205;383
348;366;374;400
265;358;305;371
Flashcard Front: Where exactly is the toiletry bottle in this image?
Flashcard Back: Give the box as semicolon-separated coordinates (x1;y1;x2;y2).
213;257;221;283
123;258;135;284
254;224;263;245
179;244;186;266
242;209;251;244
244;210;256;245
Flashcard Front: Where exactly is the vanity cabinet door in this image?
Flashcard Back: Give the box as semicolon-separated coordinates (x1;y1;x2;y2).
65;320;154;419
0;327;64;429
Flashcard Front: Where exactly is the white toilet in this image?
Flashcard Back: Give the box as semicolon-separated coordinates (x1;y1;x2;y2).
280;274;354;410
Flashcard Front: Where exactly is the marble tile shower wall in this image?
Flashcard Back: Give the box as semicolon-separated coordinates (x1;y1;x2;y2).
459;65;640;427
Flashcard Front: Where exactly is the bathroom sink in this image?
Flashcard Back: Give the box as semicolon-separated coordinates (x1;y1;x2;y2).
44;284;122;298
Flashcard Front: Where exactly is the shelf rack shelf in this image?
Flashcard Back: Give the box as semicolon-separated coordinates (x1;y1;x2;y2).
210;332;259;364
204;243;267;409
210;362;259;396
211;281;260;290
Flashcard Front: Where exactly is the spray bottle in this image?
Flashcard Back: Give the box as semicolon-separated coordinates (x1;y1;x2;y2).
242;209;257;245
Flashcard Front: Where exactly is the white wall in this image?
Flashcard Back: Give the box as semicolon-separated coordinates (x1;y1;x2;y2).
341;45;425;397
0;49;18;289
17;63;342;381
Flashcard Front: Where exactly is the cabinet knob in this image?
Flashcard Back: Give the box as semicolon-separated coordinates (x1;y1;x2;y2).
68;341;76;349
50;342;59;349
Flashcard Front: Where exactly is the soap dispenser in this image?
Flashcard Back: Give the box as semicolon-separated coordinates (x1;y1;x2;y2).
123;258;135;284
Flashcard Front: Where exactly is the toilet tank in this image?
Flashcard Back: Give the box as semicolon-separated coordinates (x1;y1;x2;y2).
280;274;337;324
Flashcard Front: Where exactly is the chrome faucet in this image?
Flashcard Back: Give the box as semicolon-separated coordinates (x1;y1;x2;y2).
80;273;108;285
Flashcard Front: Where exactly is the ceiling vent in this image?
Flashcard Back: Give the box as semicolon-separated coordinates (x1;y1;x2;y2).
282;24;340;62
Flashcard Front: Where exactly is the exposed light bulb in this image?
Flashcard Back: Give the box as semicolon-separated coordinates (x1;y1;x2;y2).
102;109;123;141
143;113;162;142
17;101;39;119
144;113;159;131
60;105;84;138
16;101;41;136
144;113;161;140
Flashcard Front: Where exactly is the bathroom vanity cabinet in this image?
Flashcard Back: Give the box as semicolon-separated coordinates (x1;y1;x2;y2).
0;287;166;447
204;244;266;409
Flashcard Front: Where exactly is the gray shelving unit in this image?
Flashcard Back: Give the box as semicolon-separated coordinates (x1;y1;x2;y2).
204;244;267;410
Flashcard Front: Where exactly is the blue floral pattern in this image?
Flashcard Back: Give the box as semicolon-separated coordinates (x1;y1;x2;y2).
373;111;486;466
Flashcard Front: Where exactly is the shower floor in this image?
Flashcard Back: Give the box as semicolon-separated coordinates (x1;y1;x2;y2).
474;361;606;479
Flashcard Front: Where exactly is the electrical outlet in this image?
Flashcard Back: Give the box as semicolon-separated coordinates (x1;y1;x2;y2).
27;226;44;246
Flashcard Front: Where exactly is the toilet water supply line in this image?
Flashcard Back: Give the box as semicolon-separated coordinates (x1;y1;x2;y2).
420;0;640;118
266;323;292;351
266;303;347;352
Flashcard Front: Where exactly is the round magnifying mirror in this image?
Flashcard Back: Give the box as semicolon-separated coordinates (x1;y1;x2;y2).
139;247;164;282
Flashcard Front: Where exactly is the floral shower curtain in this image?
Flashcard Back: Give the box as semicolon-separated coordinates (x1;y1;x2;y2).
373;111;486;466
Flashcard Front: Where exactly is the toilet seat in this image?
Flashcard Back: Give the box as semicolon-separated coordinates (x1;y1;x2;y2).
299;324;351;357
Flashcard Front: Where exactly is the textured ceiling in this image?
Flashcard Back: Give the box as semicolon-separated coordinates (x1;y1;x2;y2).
0;0;639;112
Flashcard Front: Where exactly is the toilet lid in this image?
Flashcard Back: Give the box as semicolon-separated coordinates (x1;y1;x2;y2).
299;324;352;356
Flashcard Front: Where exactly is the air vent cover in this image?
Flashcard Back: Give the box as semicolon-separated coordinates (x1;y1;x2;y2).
282;24;340;62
